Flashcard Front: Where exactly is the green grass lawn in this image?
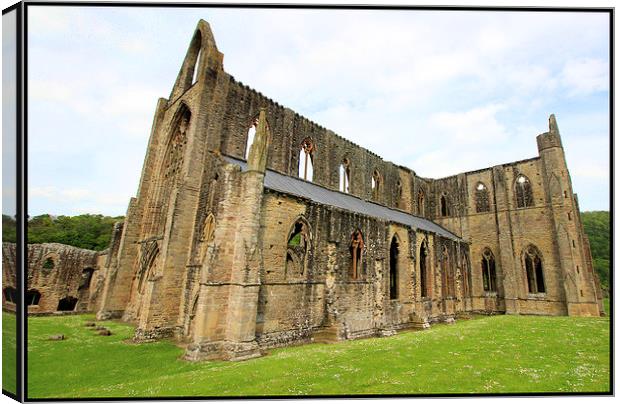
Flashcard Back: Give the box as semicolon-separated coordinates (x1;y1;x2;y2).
24;307;610;398
2;312;17;395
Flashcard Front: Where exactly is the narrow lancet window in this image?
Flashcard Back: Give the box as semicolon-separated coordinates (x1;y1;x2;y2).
524;245;545;293
475;182;490;213
440;193;450;217
515;174;534;208
389;235;399;299
298;138;314;181
371;170;381;200
481;248;497;292
420;241;429;297
350;229;364;279
245;117;258;160
339;159;350;193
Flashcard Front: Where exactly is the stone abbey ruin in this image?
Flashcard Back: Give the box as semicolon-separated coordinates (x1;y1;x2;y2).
5;20;604;361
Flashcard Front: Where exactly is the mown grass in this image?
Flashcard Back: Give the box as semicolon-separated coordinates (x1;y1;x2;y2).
2;312;17;395
25;307;610;398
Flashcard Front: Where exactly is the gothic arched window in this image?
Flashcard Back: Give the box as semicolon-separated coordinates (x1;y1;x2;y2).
440;193;450;217
350;229;365;279
524;245;545;293
420;241;430;298
418;190;425;216
371;170;382;201
298;138;314;181
389;235;399;299
286;218;311;277
481;248;497;292
245;116;259;160
339;159;351;193
515;174;534;208
475;182;490;213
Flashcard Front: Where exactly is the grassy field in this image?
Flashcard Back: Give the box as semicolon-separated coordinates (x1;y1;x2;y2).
22;307;610;398
2;312;17;395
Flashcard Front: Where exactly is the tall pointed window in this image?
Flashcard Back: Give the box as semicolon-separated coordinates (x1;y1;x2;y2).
245;117;259;160
389;235;399;299
339;159;350;193
418;190;425;216
420;241;430;298
298;138;314;181
481;248;497;292
192;48;202;84
475;182;490;213
350;229;364;279
515;174;534;208
440;193;450;217
524;245;545;293
371;170;381;200
286;219;311;277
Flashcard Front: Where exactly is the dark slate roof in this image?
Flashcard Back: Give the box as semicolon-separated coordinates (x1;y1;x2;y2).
224;156;462;241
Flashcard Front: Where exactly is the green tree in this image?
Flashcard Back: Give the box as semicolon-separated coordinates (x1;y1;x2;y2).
2;215;17;243
26;214;124;251
581;211;610;293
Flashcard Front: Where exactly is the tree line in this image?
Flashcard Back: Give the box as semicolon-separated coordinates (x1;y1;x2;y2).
1;211;611;293
2;214;124;251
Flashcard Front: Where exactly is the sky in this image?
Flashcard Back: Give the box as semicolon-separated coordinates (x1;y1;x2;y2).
2;8;16;217
21;5;610;216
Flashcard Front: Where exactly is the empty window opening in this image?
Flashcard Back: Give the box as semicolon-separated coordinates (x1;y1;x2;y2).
26;290;41;306
57;296;78;312
524;245;545;293
245;117;259;159
418;190;425;216
350;229;365;279
572;239;576;248
515;174;534;208
420;242;430;298
564;190;568;198
286;219;310;276
481;248;497;292
580;289;584;297
371;170;381;200
42;257;55;270
568;212;572;221
3;287;17;303
440;194;449;217
339;159;350;193
78;268;95;291
576;265;580;274
389;236;399;299
475;182;490;213
298;138;314;181
192;48;202;84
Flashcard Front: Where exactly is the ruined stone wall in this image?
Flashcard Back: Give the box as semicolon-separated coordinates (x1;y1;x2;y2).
0;243;104;314
430;125;601;317
2;243;17;311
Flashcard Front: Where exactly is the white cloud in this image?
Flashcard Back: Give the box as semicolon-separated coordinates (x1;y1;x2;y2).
428;104;509;144
24;8;610;214
561;58;609;96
